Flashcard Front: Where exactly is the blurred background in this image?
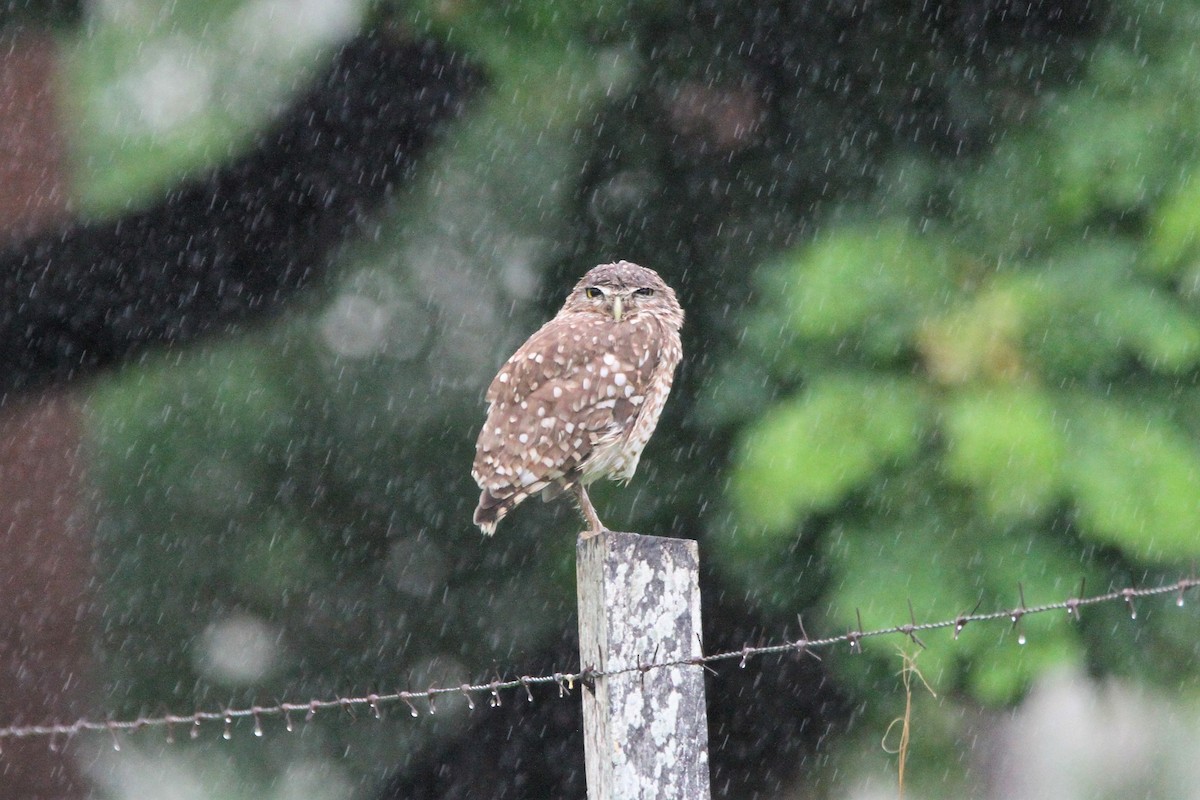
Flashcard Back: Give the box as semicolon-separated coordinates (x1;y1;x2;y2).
2;0;1200;797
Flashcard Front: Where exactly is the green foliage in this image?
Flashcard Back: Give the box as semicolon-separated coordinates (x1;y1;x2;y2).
1019;250;1200;375
716;0;1200;717
948;33;1200;258
822;514;1091;706
1149;175;1200;275
406;0;655;50
943;387;1065;520
65;0;353;216
758;223;960;365
403;0;657;100
732;374;926;533
1064;400;1200;559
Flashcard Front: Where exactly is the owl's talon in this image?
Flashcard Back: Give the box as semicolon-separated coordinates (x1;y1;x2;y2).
571;483;606;537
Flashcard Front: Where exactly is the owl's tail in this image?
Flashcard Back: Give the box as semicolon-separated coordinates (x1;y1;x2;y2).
473;489;522;536
473;476;570;535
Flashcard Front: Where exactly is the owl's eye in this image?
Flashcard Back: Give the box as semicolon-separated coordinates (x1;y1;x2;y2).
584;287;603;299
634;287;655;296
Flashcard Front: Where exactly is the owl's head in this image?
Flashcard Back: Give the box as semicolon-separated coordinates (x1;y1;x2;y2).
561;261;684;329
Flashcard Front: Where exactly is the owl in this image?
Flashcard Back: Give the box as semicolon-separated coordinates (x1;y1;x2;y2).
472;261;684;537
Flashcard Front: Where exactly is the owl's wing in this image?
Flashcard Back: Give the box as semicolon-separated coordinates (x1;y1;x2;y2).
473;314;662;498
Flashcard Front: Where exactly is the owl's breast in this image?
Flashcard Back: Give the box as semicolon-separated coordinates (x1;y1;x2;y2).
580;337;680;485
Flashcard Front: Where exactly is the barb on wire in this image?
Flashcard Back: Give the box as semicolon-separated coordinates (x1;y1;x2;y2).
0;575;1196;746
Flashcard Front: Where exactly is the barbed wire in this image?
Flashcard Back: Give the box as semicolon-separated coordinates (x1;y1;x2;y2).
1;575;1195;748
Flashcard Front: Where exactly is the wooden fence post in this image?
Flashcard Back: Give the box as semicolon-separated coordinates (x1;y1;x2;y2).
577;531;712;799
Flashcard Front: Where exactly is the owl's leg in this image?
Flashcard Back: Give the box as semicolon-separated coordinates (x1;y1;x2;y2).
570;483;606;538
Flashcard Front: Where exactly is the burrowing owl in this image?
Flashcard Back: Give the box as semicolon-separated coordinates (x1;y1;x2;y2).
472;261;684;536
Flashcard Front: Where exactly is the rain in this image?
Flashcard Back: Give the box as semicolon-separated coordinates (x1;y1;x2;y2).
0;0;1198;797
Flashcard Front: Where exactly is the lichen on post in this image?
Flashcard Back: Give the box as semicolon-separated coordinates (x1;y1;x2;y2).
577;530;712;800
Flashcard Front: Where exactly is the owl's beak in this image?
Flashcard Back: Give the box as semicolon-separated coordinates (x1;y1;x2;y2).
611;295;624;322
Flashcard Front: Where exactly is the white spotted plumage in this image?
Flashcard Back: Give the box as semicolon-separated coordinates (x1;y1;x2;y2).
472;261;684;537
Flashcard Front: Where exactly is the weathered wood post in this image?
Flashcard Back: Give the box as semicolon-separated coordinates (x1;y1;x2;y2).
577;531;712;799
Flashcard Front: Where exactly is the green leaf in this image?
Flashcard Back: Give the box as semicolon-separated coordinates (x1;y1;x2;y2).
1049;96;1164;218
731;374;926;534
1147;176;1200;275
771;222;959;360
1114;288;1200;371
943;387;1065;519
1064;401;1200;560
1011;250;1200;375
953;135;1072;252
